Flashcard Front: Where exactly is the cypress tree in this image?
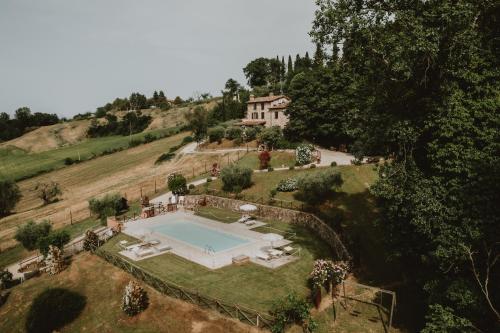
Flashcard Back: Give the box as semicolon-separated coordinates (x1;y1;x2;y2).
287;55;293;75
281;56;286;81
295;54;302;73
313;44;324;68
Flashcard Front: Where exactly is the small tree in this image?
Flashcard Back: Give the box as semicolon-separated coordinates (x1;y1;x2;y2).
185;106;208;143
37;230;70;256
220;165;252;193
0;269;13;287
35;181;62;205
122;280;149;316
167;174;188;195
259;150;271;169
88;193;124;225
294;170;343;206
83;230;100;251
0;180;22;216
15;220;52;251
208;126;225;143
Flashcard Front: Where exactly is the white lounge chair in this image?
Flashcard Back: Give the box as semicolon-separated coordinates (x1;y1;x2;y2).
283;246;294;254
257;253;270;261
238;215;251;223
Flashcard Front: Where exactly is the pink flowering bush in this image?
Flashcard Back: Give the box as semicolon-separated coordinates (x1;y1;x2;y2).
310;259;349;289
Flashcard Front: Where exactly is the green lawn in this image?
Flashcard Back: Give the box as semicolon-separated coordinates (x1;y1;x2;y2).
0;217;101;269
235;151;296;170
0;126;182;181
194;206;242;223
100;218;334;313
0;253;251;333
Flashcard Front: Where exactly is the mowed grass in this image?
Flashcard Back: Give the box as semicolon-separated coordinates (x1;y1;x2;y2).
0;217;101;269
0;126;181;181
195;206;242;223
100;218;334;314
235;151;296;170
0;253;258;333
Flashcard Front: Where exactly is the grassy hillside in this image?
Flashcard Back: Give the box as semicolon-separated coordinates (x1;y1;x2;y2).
0;100;219;182
0;253;260;333
0;126;182;181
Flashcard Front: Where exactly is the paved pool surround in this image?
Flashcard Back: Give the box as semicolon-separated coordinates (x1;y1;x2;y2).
122;211;273;269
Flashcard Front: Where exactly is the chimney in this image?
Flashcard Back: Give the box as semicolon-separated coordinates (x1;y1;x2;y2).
250;94;255;101
269;92;274;97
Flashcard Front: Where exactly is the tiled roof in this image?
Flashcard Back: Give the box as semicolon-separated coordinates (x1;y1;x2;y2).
247;95;289;103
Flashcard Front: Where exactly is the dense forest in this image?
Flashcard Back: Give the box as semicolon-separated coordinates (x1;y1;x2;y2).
236;0;499;331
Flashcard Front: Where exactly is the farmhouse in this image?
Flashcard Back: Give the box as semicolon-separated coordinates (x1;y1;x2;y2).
239;93;290;128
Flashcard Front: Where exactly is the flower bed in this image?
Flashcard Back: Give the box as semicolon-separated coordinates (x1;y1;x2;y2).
276;178;298;192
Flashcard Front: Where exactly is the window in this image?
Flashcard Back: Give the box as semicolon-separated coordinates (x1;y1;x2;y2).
252;112;258;119
275;111;279;119
261;112;265;119
261;102;265;110
253;103;256;110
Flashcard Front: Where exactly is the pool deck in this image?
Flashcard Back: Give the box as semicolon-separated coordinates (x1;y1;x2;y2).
121;211;295;269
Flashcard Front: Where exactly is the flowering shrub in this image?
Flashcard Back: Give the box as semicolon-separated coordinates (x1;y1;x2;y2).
122;280;149;316
296;144;314;165
310;260;349;289
259;150;271;169
276;178;298;192
83;230;99;251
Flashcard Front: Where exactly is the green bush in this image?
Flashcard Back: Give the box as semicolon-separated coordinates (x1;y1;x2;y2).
270;293;316;333
188;184;195;190
226;126;242;140
257;126;283;150
294;170;343;206
15;221;52;251
168;174;188;195
208;126;225;143
37;230;71;256
0;180;22;216
220;165;252;192
268;166;274;172
155;152;175;164
310;164;316;168
143;133;157;143
289;166;295;170
26;288;86;333
243;127;258;141
181;135;194;144
88;193;127;224
128;139;143;148
64;157;74;165
206;177;212;183
330;161;337;167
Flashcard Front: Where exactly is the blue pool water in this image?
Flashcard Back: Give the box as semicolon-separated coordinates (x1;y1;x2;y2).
150;221;250;252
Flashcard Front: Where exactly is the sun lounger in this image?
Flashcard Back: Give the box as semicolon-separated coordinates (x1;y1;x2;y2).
283;246;294;254
133;248;155;257
257;253;270;261
268;249;284;258
238;215;251;223
148;240;160;245
244;220;256;226
155;244;172;252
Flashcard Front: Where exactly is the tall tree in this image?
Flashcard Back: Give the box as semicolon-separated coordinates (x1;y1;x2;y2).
311;0;500;331
243;57;271;88
313;44;324;68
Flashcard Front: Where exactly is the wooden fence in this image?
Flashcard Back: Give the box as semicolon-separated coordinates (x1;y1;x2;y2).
94;249;275;329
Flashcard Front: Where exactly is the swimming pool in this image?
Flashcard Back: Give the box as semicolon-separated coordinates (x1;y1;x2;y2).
150;221;250;252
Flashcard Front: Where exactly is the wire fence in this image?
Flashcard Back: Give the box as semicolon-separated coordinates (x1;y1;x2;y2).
94;249;275;329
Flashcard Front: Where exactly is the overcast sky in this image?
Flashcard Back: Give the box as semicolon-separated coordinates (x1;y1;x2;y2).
0;0;316;117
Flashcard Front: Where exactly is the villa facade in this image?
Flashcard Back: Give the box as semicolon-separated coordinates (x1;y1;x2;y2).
239;93;290;128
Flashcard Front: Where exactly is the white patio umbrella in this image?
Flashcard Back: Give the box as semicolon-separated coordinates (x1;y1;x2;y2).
239;204;258;212
261;233;284;247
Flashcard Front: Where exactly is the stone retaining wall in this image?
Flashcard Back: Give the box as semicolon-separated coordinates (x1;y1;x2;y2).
185;195;350;261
